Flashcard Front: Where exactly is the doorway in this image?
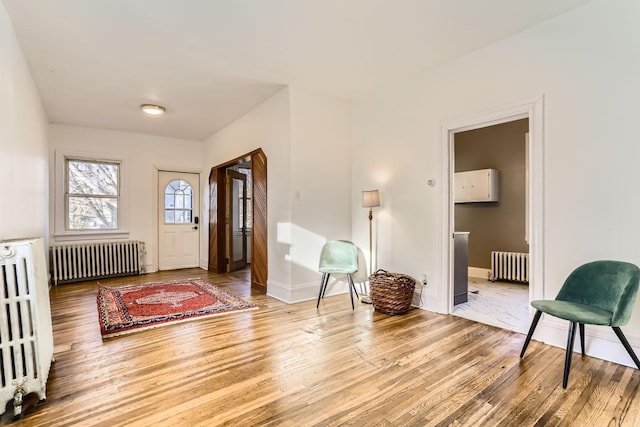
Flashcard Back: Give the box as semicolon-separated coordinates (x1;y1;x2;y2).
439;97;545;332
451;119;529;333
209;149;267;287
158;171;200;270
226;167;249;272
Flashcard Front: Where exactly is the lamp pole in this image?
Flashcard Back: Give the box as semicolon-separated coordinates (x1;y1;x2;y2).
368;206;374;276
362;190;380;304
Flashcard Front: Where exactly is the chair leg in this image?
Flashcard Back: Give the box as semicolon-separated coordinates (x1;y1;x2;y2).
520;310;542;358
347;274;355;310
612;327;640;369
321;274;330;299
316;273;328;308
349;275;360;299
579;323;585;356
563;321;577;389
316;273;325;308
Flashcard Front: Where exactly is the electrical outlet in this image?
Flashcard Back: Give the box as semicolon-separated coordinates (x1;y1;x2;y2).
421;273;428;286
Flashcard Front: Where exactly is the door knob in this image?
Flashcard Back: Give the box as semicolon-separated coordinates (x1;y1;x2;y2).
192;226;198;230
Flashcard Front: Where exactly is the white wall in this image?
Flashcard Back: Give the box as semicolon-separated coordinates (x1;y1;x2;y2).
202;87;294;295
289;87;353;300
48;124;203;272
201;86;353;302
0;3;49;242
351;0;640;366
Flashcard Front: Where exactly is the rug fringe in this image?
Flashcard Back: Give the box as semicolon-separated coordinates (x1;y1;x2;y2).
101;305;258;339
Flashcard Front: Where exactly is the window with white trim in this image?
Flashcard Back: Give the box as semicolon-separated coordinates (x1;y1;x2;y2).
66;158;120;230
54;151;129;241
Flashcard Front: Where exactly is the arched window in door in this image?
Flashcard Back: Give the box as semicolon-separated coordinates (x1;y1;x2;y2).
164;179;193;223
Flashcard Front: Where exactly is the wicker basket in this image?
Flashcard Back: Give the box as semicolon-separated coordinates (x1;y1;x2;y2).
369;269;416;315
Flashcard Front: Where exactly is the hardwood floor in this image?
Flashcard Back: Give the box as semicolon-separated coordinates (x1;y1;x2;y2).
4;268;640;426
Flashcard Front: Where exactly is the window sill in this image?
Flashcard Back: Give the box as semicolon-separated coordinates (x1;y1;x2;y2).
53;231;130;243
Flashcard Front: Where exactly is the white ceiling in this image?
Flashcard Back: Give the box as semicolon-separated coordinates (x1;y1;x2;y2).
3;0;591;141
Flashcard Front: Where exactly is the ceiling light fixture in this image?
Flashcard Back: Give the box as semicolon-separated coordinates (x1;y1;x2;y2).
140;103;166;116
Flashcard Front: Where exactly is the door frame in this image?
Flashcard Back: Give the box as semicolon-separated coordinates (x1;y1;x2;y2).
208;148;267;287
438;96;545;314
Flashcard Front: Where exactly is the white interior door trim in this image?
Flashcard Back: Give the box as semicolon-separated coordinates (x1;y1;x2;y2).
438;96;545;314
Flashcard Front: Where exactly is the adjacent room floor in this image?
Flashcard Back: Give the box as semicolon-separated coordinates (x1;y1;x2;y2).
452;276;530;334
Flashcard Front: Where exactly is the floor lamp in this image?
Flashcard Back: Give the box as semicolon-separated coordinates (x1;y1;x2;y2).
362;190;380;304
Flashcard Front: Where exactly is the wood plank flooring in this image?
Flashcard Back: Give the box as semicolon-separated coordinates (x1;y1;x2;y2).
4;268;640;426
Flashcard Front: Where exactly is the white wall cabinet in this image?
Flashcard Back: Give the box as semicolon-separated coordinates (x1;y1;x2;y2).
454;169;499;203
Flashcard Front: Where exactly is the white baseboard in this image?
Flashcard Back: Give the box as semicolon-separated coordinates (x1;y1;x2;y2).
411;284;443;313
265;279;292;303
267;278;355;304
468;267;490;279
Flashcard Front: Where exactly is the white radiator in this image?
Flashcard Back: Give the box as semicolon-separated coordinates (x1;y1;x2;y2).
0;238;54;419
50;240;145;285
490;251;529;283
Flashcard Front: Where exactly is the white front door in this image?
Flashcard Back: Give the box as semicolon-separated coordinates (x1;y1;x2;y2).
158;171;200;270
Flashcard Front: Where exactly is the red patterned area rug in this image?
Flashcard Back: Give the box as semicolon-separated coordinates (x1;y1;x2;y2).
97;278;258;339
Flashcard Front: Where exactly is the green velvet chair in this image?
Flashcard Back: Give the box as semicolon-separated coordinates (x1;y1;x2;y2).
317;240;359;309
520;260;640;388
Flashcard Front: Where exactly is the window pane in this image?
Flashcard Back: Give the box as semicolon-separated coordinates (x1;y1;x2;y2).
185;210;192;222
165;210;174;223
165;194;174;208
246;201;252;229
68;197;117;229
66;159;120;232
175;194;184;209
239;168;252;199
185;194;192;209
239;168;252;228
68;160;118;196
175;210;185;223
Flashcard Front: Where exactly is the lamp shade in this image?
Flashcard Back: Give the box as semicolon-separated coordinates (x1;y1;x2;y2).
362;190;381;208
